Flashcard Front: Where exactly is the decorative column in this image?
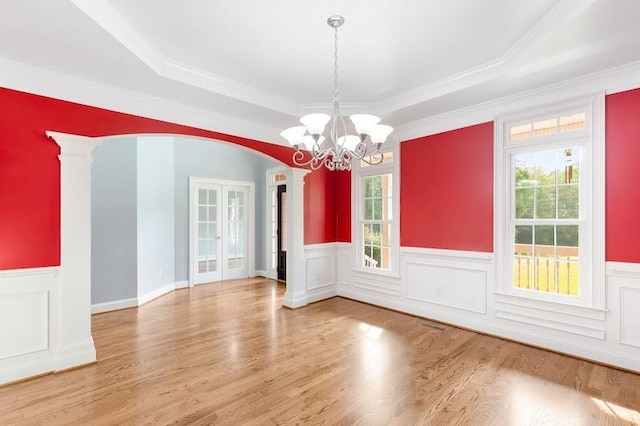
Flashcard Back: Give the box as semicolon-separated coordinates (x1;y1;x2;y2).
282;167;310;309
46;131;101;370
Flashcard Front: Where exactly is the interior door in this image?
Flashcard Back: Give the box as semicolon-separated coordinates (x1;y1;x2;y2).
192;181;250;285
222;186;247;280
277;184;287;282
194;184;222;284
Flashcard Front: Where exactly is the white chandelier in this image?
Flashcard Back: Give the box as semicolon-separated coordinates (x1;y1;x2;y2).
280;15;393;171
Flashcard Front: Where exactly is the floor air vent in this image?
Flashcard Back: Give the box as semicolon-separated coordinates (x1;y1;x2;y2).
421;322;448;332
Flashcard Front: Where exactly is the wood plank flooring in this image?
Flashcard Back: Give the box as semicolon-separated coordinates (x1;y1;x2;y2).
1;278;640;425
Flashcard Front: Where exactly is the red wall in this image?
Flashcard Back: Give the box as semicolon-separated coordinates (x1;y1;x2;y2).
400;122;494;252
304;167;337;244
0;87;333;270
606;88;640;263
302;168;351;244
335;170;351;242
4;85;640;269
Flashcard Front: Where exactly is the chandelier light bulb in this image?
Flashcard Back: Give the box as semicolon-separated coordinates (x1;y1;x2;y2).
280;126;307;147
300;113;331;136
370;124;394;145
350;114;381;136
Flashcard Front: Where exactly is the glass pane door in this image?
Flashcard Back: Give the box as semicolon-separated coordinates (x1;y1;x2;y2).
224;188;246;279
194;184;222;284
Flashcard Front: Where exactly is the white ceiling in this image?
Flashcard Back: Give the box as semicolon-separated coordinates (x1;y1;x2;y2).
1;0;639;141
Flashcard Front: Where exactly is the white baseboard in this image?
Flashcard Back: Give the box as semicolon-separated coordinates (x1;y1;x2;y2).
91;297;138;314
174;280;189;289
138;283;176;306
253;270;267;278
0;358;55;386
339;283;640;373
306;287;338;304
55;338;97;371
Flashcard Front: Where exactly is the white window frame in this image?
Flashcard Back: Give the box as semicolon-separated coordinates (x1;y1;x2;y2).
495;93;605;310
352;144;400;276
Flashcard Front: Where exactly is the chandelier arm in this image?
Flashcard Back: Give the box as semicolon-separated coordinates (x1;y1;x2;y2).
357;144;384;165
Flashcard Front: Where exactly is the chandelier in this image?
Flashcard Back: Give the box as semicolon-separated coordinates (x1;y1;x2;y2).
280;15;394;171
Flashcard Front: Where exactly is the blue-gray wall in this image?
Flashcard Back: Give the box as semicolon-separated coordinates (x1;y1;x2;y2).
173;136;278;281
91;137;138;305
137;137;175;298
91;135;279;305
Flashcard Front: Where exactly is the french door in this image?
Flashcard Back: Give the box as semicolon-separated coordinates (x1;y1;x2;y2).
190;178;252;285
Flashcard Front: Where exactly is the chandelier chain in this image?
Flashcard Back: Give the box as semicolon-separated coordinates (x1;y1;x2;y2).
333;24;340;107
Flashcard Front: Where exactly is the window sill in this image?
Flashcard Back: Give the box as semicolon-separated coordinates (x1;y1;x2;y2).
494;292;607;321
351;267;401;280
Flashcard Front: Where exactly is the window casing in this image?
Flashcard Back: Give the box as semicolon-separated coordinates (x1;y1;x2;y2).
353;149;399;275
496;94;605;309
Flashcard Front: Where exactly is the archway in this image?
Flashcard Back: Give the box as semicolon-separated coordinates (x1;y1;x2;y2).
46;130;309;376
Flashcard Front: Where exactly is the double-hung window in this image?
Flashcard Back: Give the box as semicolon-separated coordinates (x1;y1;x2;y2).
355;151;398;272
496;94;605;309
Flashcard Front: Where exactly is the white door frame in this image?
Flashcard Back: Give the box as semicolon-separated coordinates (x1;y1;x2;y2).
188;176;255;286
265;166;288;280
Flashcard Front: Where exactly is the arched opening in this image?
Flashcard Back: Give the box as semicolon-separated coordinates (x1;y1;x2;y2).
90;133;286;310
46;130;310;377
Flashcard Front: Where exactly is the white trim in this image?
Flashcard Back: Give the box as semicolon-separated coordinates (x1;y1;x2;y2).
606;261;640;277
68;0;298;116
282;168;311;309
0;266;59;385
54;339;97;371
174;280;189;289
400;247;494;262
69;0;597;120
253;270;267;278
265;166;288;281
138;282;175;306
304;242;340;252
494;93;605;310
396;61;640;142
46;131;99;374
91;298;138;315
188;177;255;286
352;143;400;275
306;287;338;304
0;57;283;145
337;286;640;372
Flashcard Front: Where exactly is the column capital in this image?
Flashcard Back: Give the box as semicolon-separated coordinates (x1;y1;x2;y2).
46;131;102;158
286;167;311;179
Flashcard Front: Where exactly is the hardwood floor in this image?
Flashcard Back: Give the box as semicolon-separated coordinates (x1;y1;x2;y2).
2;278;640;425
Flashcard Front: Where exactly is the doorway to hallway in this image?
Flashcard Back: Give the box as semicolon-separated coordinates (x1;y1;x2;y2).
189;177;254;285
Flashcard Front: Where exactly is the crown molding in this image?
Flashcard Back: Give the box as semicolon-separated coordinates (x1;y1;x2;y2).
69;0;602;120
0;57;286;146
69;0;298;116
395;60;640;142
502;0;599;64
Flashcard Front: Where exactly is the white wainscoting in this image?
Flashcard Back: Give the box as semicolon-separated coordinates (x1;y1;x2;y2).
0;267;59;385
607;262;640;353
336;244;640;373
304;243;339;304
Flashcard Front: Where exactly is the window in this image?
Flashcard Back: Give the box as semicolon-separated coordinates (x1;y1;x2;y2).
354;149;398;273
362;174;392;269
496;95;604;308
